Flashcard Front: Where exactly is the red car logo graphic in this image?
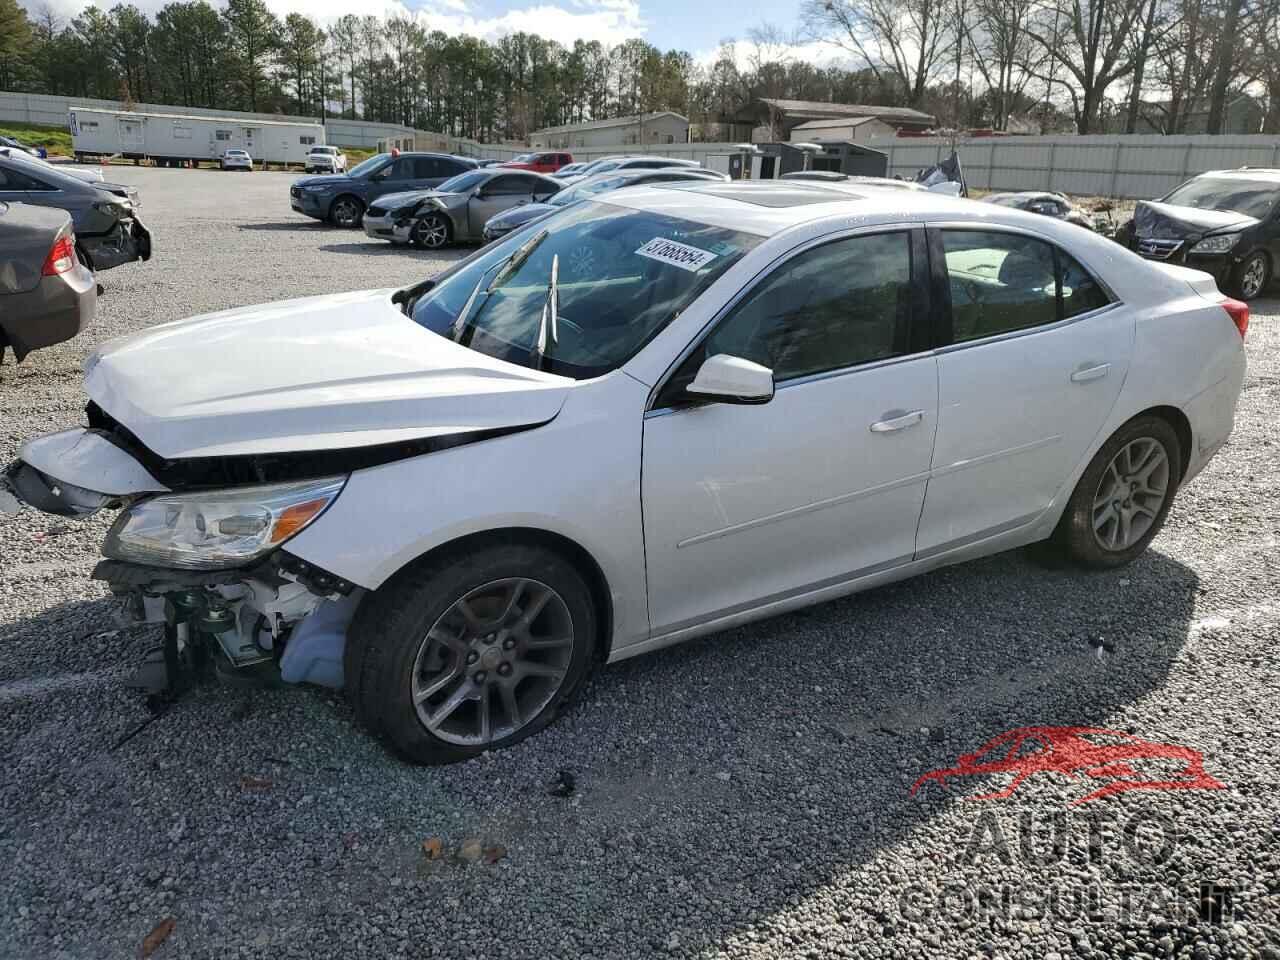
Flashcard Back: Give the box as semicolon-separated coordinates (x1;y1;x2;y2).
910;726;1224;805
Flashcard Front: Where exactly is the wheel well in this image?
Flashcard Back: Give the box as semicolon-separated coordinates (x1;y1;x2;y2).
390;528;614;660
1136;405;1192;481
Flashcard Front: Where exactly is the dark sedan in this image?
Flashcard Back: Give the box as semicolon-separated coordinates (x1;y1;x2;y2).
481;167;727;242
0;151;150;273
1115;168;1280;300
289;152;478;228
0;201;96;364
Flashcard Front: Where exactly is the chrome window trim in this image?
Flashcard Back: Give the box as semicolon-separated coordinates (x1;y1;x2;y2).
644;222;925;414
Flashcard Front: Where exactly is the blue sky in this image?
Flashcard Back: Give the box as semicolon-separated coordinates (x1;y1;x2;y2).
28;0;836;66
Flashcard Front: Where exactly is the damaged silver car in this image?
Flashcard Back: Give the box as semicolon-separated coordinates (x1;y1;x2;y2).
0;150;151;273
362;168;561;248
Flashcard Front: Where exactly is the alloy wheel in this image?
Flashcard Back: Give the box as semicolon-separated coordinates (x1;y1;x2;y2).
414;216;449;249
1091;437;1170;551
332;199;361;227
1240;255;1267;299
410;578;575;745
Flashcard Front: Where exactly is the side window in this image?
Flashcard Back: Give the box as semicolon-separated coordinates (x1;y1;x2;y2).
942;230;1057;343
0;165;51;190
486;175;530;195
386;157;415;179
702;232;913;382
1060;250;1113;318
412;156;442;178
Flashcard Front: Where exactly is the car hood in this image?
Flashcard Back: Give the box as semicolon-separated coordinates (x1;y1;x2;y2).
1133;201;1259;240
375;190;463;211
488;203;556;228
83;289;572;460
293;174;350;189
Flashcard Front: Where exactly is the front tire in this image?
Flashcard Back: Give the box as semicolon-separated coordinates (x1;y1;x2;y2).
411;214;451;249
1229;251;1269;300
1050;415;1181;569
345;543;597;764
329;195;365;228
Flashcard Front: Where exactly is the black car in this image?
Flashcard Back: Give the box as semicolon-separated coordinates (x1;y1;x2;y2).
289;152;478;228
1115;168;1280;300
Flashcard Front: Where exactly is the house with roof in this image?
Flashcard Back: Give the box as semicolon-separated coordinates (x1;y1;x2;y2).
788;116;898;143
529;112;689;149
736;98;936;142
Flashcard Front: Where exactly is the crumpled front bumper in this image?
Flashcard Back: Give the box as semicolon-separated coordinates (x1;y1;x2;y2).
81;217;152;272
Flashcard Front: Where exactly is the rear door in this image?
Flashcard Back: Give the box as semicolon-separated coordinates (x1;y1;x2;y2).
915;226;1133;557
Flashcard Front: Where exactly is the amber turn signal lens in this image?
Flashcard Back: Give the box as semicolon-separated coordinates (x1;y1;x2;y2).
270;498;331;544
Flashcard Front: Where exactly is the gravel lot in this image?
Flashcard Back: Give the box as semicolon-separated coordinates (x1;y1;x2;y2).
1;167;1278;960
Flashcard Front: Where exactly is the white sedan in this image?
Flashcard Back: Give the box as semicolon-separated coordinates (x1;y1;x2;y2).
1;182;1247;763
220;149;253;171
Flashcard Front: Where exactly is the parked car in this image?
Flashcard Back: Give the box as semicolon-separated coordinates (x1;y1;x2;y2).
220;149;254;171
305;145;348;174
290;152;478;228
363;169;562;248
0;201;96;364
501;151;572;174
0;135;41;157
982;191;1097;230
0;152;150;273
1114;168;1280;300
475;159;503;168
552;161;589;178
482;167;728;242
2;183;1246;763
1;146;104;183
556;155;701;186
781;171;926;191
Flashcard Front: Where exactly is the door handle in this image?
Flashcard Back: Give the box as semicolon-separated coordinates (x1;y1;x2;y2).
870;410;925;433
1070;363;1110;384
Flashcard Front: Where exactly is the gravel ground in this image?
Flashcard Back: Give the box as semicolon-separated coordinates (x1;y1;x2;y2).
1;168;1278;960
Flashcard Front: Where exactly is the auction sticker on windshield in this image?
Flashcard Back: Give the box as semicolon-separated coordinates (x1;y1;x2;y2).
636;237;719;272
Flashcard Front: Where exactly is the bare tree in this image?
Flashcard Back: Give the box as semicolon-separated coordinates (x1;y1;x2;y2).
748;23;795;138
962;0;1045;128
802;0;956;106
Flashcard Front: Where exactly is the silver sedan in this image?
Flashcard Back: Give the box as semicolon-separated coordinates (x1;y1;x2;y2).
362;169;561;248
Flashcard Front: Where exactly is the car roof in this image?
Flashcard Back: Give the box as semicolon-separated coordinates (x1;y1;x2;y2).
1196;168;1280;182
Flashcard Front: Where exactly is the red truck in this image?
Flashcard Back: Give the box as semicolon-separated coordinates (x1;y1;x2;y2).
501;151;572;174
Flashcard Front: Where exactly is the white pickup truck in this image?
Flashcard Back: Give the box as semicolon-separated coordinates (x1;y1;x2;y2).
305;145;347;174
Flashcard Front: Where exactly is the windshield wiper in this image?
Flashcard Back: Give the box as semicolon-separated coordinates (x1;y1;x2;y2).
533;254;560;371
449;228;550;339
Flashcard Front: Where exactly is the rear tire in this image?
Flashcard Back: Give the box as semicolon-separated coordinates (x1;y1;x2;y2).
344;543;597;764
1049;415;1181;569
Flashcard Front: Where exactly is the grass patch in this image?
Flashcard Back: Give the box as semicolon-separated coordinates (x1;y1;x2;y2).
0;122;73;156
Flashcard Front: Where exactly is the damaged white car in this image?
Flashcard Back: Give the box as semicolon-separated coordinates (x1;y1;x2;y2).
2;181;1246;764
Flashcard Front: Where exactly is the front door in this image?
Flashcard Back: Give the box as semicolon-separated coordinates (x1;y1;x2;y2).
468;175;535;235
915;227;1133;556
642;228;938;636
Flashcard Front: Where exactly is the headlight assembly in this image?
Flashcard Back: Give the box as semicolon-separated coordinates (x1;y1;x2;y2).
1190;233;1241;254
302;183;331;193
104;477;346;570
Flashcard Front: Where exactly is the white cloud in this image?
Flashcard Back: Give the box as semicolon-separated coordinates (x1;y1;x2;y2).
20;0;646;47
692;37;858;72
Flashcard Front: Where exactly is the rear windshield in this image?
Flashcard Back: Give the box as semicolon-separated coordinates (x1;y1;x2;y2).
407;201;761;380
1163;177;1278;220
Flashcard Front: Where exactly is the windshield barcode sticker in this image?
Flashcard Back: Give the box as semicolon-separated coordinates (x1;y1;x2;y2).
635;237;718;272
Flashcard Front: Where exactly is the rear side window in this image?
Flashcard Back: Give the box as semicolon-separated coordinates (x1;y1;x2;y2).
702;231;914;381
942;230;1113;342
485;175;531;196
0;164;48;189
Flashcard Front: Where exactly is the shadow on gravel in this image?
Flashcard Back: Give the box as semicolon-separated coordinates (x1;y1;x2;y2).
235;221;334;232
316;243;475;259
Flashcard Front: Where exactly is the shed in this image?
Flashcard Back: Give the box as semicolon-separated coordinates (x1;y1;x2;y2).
790;116;897;143
754;141;888;178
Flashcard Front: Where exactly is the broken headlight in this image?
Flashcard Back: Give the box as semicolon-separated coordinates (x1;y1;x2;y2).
1190;233;1240;254
103;477;346;570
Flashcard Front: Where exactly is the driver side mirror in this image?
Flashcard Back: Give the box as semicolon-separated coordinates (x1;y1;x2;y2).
686;354;774;404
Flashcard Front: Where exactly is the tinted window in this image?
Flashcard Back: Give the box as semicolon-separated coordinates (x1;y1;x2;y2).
485;175;534;196
943;231;1057;342
384;158;414;180
437;171;488;193
0;164;49;190
1060;251;1112;318
702;232;913;381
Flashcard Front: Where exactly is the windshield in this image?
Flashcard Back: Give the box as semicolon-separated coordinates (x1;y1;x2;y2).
1163;177;1277;220
547;176;627;208
408;201;761;379
348;154;389;178
436;171;488;193
511;154;533;163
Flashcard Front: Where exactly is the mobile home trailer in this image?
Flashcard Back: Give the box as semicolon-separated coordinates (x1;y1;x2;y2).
69;108;326;167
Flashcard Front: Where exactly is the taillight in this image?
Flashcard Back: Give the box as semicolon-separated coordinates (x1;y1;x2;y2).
42;232;76;276
1221;297;1249;339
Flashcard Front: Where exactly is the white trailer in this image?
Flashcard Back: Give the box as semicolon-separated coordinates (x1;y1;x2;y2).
68;108;327;168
